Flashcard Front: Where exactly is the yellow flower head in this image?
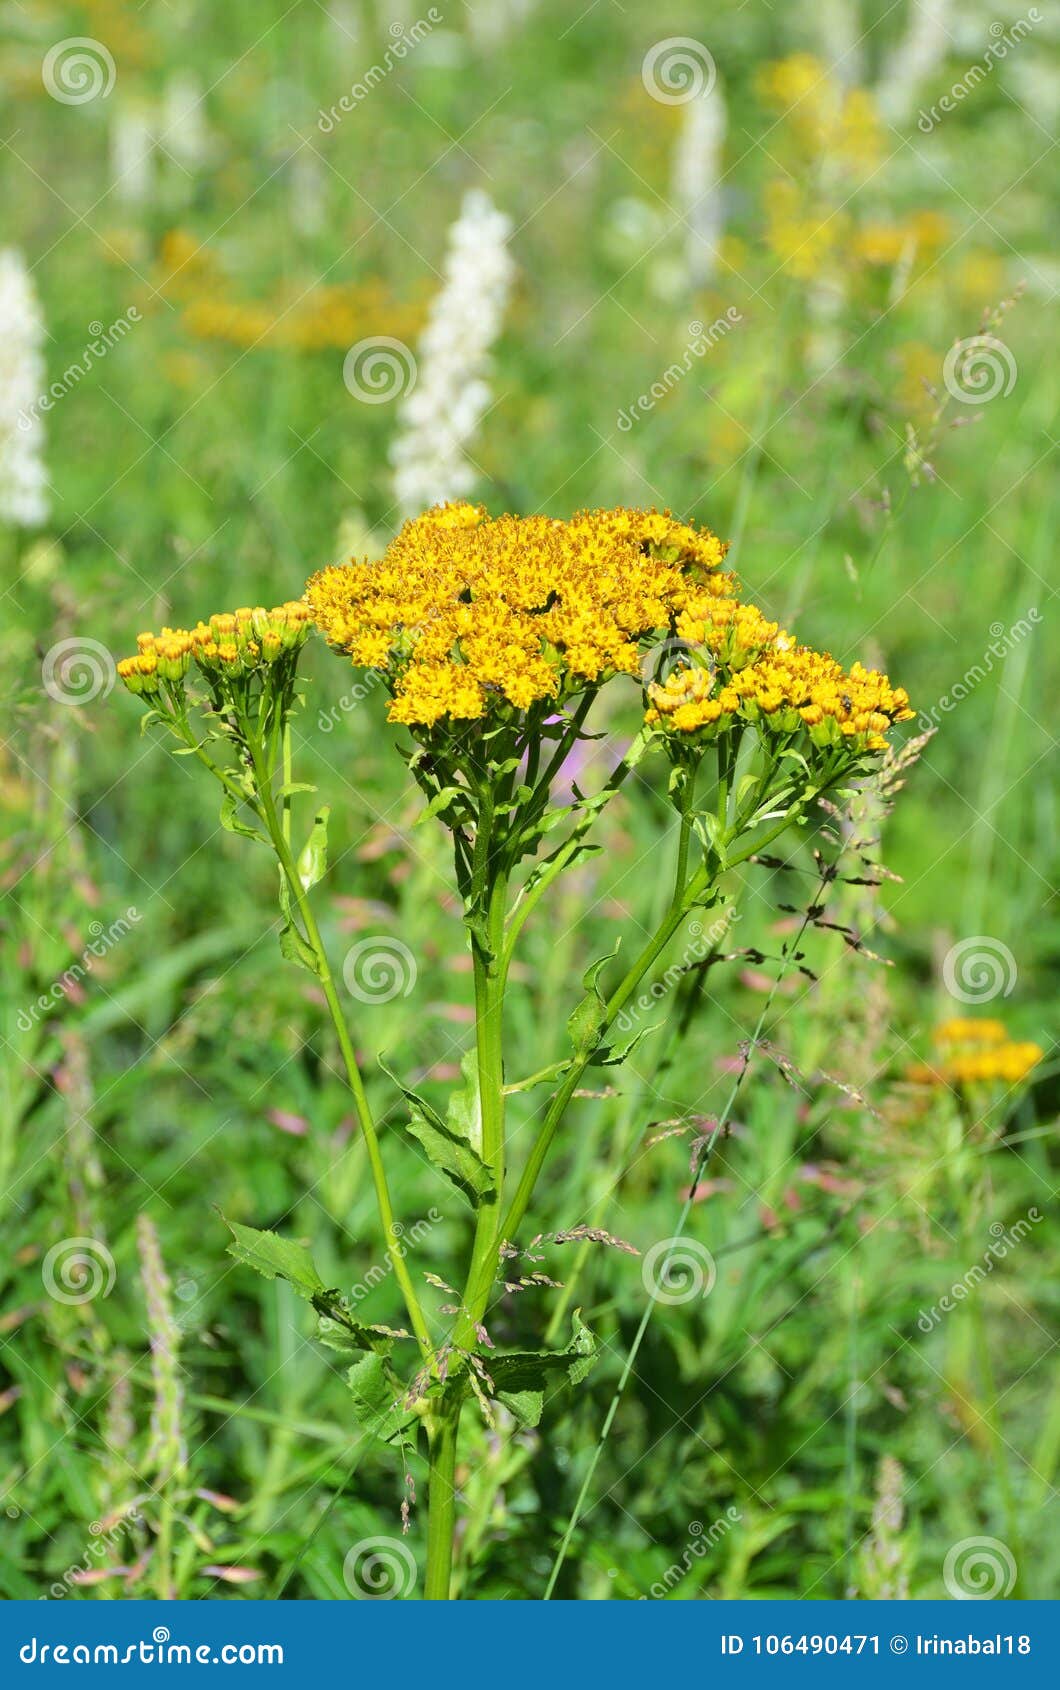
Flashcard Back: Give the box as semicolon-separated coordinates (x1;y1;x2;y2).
305;505;732;729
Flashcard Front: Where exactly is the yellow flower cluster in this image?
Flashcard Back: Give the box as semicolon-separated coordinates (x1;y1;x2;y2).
117;603;311;695
646;622;912;752
756;56;881;170
305;504;733;729
907;1021;1043;1088
153;231;427;352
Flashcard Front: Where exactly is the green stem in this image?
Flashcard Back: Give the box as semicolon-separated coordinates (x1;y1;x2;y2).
251;747;432;1357
502;801;704;1251
424;1405;461;1599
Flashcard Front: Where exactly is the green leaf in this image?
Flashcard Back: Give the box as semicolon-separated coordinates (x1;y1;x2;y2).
445;1050;483;1155
496;1388;544;1428
379;1057;494;1208
345;1353;417;1449
296;805;330;890
279;919;321;975
224;1219;326;1299
316;1306;407;1358
566;942;620;1056
589;1020;659;1068
416;784;464;823
481;1311;598;1397
224;1218;401;1359
220;789;263;841
406;1102;493;1208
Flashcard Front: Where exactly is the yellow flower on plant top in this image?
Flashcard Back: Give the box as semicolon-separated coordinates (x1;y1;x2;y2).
647;640;912;754
117;602;311;695
305;505;734;729
305;502;913;753
907;1020;1044;1088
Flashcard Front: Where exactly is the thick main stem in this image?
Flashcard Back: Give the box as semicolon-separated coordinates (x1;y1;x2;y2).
424;1405;461;1599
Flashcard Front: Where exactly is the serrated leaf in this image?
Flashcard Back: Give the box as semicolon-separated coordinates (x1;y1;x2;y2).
316;1305;406;1358
379;1056;494;1208
497;1388;544;1428
406;1104;493;1208
224;1219;326;1299
345;1353;416;1449
479;1311;598;1396
296;806;330;890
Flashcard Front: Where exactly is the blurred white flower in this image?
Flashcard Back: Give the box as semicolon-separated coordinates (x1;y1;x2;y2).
877;0;954;124
390;189;515;518
815;0;866;89
162;73;211;171
672;79;727;289
0;249;49;528
110;105;155;207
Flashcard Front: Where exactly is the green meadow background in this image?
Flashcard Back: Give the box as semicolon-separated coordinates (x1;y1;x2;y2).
1;0;1056;1599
